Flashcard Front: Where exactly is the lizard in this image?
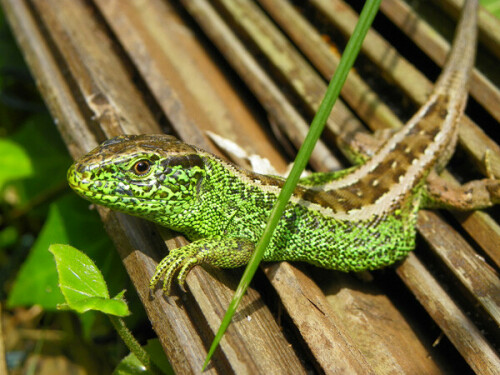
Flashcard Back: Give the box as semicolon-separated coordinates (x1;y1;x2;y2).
67;0;498;295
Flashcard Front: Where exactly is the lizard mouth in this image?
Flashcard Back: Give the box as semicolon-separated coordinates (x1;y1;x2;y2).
67;162;116;201
67;163;95;193
67;163;84;189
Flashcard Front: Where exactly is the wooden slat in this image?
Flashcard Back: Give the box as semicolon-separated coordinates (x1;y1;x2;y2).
455;210;500;268
0;1;207;373
397;253;500;375
417;211;500;326
436;0;500;60
1;0;308;373
93;0;375;372
257;0;402;133
380;0;500;123
175;0;344;173
250;1;500;371
3;0;499;373
312;0;500;178
185;0;463;373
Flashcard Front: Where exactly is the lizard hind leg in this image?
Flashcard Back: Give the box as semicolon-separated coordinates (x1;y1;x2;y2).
422;171;500;210
150;237;255;295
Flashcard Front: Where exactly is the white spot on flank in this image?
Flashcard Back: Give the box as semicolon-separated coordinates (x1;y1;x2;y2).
404;147;412;154
372;179;379;187
433;131;444;143
424;147;434;156
391;161;398;169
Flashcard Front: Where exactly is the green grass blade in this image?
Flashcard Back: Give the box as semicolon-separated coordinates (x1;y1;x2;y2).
202;0;382;370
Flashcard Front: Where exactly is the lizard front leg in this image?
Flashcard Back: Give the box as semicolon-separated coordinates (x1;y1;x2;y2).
150;237;255;294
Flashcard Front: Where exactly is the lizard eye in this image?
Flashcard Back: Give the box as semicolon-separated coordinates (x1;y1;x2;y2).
132;160;151;175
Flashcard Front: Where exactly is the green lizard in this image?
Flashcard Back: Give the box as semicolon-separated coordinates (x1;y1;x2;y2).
68;0;498;295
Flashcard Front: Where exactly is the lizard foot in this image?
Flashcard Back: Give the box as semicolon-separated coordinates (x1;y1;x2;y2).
149;237;255;295
424;171;500;210
149;246;203;295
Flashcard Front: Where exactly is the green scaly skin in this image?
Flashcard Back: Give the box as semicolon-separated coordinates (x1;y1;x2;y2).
68;134;418;293
68;0;497;294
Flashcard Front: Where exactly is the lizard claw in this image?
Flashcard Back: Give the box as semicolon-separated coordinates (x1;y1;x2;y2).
149;238;254;295
149;247;203;295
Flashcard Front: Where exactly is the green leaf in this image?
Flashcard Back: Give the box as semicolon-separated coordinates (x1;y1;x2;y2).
144;339;173;375
8;113;71;209
0;138;33;190
481;0;500;18
113;339;173;375
113;352;148;375
8;197;69;308
50;243;110;299
7;194;124;310
59;296;129;316
49;243;130;316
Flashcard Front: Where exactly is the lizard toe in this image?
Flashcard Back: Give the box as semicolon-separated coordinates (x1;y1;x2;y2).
177;257;201;290
150;246;202;295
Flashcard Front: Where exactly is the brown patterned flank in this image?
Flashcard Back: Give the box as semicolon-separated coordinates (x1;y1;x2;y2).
74;77;461;220
295;93;457;214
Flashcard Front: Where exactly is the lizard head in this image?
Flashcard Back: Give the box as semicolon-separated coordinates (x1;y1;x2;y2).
68;134;206;222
